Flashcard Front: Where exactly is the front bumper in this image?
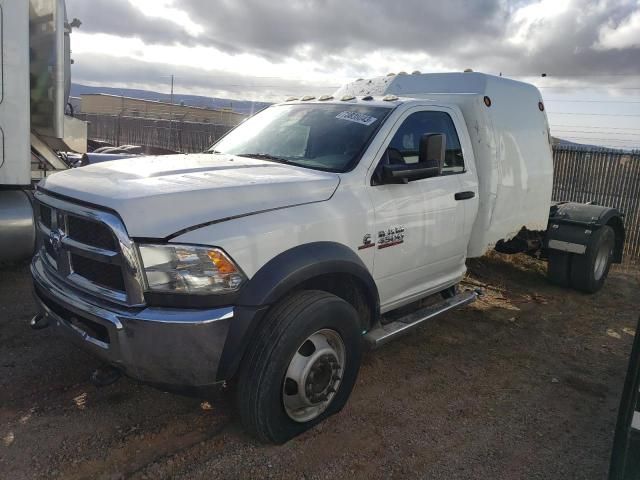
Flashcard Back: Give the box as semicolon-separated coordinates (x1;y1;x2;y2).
31;254;233;388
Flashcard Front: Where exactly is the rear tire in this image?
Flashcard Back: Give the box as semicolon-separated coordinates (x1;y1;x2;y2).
236;290;363;444
547;251;572;287
569;225;615;293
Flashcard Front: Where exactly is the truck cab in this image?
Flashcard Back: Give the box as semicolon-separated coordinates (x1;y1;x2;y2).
30;72;624;443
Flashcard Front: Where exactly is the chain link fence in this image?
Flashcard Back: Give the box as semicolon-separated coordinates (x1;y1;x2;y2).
552;146;640;261
78;113;234;153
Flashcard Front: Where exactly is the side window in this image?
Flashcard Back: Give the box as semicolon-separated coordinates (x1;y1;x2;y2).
388;111;465;174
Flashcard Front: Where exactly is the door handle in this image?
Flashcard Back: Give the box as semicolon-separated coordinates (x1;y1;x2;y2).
455;191;475;201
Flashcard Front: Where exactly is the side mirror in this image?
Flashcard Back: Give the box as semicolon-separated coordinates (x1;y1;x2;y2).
380;133;446;184
419;133;446;174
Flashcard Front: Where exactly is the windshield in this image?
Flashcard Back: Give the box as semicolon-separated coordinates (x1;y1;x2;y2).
210;103;392;172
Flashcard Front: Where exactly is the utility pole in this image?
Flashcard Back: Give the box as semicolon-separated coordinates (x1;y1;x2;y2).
170;74;174;105
169;74;174;150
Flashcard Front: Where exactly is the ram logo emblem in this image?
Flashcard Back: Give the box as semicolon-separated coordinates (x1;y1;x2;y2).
49;230;64;254
357;233;375;250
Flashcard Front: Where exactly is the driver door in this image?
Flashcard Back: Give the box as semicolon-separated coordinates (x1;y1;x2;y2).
368;108;468;312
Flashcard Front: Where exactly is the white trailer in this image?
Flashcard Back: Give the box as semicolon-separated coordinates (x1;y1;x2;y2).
0;0;85;263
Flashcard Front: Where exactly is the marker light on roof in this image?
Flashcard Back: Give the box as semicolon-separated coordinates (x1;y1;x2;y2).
301;95;316;101
386;72;395;76
318;95;334;101
397;71;407;75
362;95;373;101
340;95;356;101
412;70;421;75
285;97;299;102
383;95;399;101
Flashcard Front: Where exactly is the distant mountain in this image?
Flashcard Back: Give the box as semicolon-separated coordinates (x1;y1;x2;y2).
552;136;632;152
553;137;601;149
70;84;271;116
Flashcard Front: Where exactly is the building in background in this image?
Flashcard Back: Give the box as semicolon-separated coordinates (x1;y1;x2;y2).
79;93;246;127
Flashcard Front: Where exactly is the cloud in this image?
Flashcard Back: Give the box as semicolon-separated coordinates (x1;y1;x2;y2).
65;0;203;46
492;0;640;77
66;0;640;98
595;8;640;50
179;0;508;59
67;0;509;59
71;52;337;100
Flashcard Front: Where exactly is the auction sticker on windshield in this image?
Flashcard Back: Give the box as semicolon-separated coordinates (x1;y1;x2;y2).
335;111;378;126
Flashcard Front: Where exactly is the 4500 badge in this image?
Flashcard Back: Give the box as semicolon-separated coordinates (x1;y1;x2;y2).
358;226;405;250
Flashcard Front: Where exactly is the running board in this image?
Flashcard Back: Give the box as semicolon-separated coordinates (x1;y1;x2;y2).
364;290;478;349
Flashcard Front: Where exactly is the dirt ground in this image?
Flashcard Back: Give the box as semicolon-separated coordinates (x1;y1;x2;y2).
1;253;639;480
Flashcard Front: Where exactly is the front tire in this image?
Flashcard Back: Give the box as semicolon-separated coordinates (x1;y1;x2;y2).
236;290;363;444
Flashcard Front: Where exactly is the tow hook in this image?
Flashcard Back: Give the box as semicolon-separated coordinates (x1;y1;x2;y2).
30;313;50;330
90;365;121;387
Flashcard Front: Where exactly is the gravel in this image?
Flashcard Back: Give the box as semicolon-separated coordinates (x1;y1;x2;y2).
0;253;638;479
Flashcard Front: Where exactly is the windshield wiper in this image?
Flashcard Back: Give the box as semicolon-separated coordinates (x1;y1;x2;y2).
236;153;290;164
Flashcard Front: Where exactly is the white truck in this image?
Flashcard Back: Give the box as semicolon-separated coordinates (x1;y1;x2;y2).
30;72;625;443
0;0;84;264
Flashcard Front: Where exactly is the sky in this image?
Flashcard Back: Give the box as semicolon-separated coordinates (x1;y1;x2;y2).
66;0;640;149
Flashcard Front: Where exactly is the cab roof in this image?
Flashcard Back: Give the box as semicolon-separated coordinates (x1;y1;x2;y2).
276;96;403;108
334;71;539;100
279;72;539;109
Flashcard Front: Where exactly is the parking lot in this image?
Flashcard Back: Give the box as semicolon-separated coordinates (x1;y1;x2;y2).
1;253;638;479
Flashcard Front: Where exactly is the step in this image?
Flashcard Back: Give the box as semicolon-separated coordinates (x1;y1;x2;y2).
364;290;478;349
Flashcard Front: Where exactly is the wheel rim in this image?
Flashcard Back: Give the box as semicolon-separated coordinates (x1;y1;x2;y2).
282;329;346;423
593;236;614;281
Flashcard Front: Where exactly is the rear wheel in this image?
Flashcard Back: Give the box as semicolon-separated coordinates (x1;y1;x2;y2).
236;290;363;444
547;250;572;287
569;225;615;293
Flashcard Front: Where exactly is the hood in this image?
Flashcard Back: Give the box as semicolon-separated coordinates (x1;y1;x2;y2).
40;154;340;238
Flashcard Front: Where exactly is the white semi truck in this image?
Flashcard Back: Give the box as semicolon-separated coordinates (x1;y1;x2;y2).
0;0;84;263
30;72;625;443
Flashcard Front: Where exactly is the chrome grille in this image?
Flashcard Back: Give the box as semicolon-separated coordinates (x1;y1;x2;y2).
35;192;146;306
70;253;126;292
67;215;118;251
39;204;53;229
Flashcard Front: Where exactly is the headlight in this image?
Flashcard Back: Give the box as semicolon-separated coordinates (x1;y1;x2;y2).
137;244;245;295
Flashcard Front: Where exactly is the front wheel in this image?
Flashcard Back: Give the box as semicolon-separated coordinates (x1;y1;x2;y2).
236;290;363;444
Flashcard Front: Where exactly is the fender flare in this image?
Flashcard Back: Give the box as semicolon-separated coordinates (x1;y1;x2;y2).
237;241;379;309
216;241;380;381
546;202;625;263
